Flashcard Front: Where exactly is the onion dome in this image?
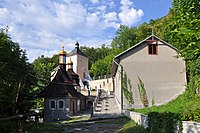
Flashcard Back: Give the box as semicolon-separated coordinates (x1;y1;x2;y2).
59;45;66;70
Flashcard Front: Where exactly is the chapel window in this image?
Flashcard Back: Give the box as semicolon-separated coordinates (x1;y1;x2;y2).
58;100;64;109
50;100;56;109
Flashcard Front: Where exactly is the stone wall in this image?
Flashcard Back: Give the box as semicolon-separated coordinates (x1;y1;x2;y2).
124;110;200;133
182;121;200;133
123;110;148;129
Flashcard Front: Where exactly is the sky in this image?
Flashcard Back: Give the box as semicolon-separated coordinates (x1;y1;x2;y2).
0;0;173;62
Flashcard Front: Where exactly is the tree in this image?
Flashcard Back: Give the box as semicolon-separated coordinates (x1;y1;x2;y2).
0;28;36;116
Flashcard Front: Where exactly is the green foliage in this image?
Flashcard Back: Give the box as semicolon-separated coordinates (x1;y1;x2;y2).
24;122;62;133
122;73;134;104
80;44;112;70
0;121;18;133
131;91;200;122
147;112;180;133
0;28;36;116
137;77;148;107
89;53;114;78
31;55;58;108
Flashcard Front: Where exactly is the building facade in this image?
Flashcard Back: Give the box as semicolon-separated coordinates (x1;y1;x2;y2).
66;42;89;82
44;47;86;122
112;34;187;110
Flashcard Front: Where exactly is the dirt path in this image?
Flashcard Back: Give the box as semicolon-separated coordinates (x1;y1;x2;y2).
58;118;126;133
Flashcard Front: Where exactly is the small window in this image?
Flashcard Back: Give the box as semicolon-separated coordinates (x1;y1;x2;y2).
103;82;105;86
50;100;56;109
148;44;158;55
100;84;101;88
58;100;64;109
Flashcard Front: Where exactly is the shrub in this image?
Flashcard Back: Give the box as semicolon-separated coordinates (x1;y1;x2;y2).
147;112;180;133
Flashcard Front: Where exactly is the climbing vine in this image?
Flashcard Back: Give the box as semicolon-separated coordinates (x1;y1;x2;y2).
137;77;148;107
122;72;134;104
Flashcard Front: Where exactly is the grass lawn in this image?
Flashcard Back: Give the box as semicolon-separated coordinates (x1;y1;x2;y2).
118;117;146;133
130;92;200;122
23;122;64;133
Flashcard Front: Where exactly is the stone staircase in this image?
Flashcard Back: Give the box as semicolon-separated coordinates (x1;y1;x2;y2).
92;90;122;119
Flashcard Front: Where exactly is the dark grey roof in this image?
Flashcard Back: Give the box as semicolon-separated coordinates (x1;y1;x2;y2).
44;67;86;99
67;69;80;86
68;42;88;58
112;34;178;76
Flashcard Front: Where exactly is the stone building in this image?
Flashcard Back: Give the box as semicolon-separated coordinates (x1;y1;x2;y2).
66;42;89;84
44;47;87;122
112;34;187;110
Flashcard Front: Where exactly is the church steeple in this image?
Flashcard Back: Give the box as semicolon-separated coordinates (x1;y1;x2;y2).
59;45;66;70
75;42;79;48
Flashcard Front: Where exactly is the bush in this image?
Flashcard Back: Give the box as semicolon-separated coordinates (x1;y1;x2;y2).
0;120;19;133
147;112;180;133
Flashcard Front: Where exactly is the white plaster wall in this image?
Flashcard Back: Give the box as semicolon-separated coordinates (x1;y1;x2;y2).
89;78;113;92
119;42;186;107
66;55;88;81
114;66;122;112
77;55;88;81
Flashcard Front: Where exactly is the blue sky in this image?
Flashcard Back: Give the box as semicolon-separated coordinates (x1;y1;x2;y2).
0;0;173;62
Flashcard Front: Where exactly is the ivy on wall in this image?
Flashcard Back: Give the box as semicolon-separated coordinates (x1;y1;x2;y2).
137;77;148;107
122;72;134;104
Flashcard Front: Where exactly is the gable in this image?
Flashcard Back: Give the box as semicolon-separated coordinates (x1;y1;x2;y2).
112;34;179;76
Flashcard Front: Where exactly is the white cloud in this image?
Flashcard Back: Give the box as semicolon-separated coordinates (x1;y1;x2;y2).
90;0;99;4
0;0;144;62
118;0;144;26
27;49;58;63
104;12;117;22
86;13;99;28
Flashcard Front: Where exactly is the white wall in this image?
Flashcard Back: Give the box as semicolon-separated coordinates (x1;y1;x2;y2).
114;66;122;112
89;77;113;92
119;41;186;107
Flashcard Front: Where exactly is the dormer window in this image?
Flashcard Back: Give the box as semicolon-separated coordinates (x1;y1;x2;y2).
148;44;158;55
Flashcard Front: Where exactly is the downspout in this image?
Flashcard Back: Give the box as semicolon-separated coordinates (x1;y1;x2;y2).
113;59;123;113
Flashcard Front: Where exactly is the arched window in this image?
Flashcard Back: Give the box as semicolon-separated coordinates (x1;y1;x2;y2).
58;100;65;109
49;100;56;109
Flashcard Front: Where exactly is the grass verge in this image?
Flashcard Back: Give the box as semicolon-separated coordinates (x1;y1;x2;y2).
130;92;200;122
118;117;146;133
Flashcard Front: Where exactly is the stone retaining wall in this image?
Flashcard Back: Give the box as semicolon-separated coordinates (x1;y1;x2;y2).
124;110;200;133
182;121;200;133
123;110;148;129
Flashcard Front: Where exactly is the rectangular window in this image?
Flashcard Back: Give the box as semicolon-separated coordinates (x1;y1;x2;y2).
148;44;158;55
